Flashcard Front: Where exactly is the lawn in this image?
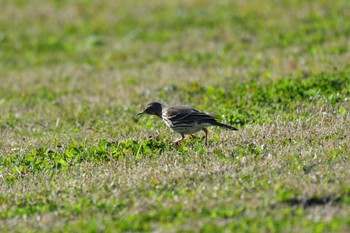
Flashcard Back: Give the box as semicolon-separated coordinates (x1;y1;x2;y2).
0;0;349;232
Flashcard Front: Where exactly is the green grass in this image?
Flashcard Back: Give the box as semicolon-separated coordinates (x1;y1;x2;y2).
0;0;350;232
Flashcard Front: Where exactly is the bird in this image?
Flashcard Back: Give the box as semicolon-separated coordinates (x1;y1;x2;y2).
136;102;237;145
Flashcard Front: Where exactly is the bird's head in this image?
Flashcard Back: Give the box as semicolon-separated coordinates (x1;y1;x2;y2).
136;102;163;117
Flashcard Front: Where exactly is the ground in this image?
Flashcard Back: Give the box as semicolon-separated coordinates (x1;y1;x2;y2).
0;0;349;232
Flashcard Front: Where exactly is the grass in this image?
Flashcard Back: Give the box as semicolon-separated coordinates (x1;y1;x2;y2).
0;0;350;232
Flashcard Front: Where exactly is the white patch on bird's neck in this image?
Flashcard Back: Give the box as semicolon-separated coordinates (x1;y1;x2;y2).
162;116;173;128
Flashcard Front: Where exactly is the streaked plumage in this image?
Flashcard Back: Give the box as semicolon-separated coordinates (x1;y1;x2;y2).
137;102;237;145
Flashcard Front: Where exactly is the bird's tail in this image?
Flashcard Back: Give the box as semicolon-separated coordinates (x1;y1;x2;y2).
213;121;238;131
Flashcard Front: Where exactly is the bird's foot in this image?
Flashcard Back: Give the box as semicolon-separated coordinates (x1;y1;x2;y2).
173;138;184;145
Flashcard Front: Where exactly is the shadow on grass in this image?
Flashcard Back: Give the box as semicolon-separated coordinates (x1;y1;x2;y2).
281;193;350;209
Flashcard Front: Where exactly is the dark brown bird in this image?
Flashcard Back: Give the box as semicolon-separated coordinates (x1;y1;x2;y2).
136;102;237;145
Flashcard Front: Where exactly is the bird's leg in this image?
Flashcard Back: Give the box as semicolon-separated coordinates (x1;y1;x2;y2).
202;128;208;145
173;134;185;144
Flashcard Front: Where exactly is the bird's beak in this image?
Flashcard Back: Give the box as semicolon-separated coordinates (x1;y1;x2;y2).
136;111;144;117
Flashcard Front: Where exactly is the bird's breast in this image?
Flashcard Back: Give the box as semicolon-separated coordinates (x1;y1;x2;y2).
162;117;208;135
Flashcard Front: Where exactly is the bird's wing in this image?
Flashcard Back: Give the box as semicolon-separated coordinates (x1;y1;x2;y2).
165;106;216;123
